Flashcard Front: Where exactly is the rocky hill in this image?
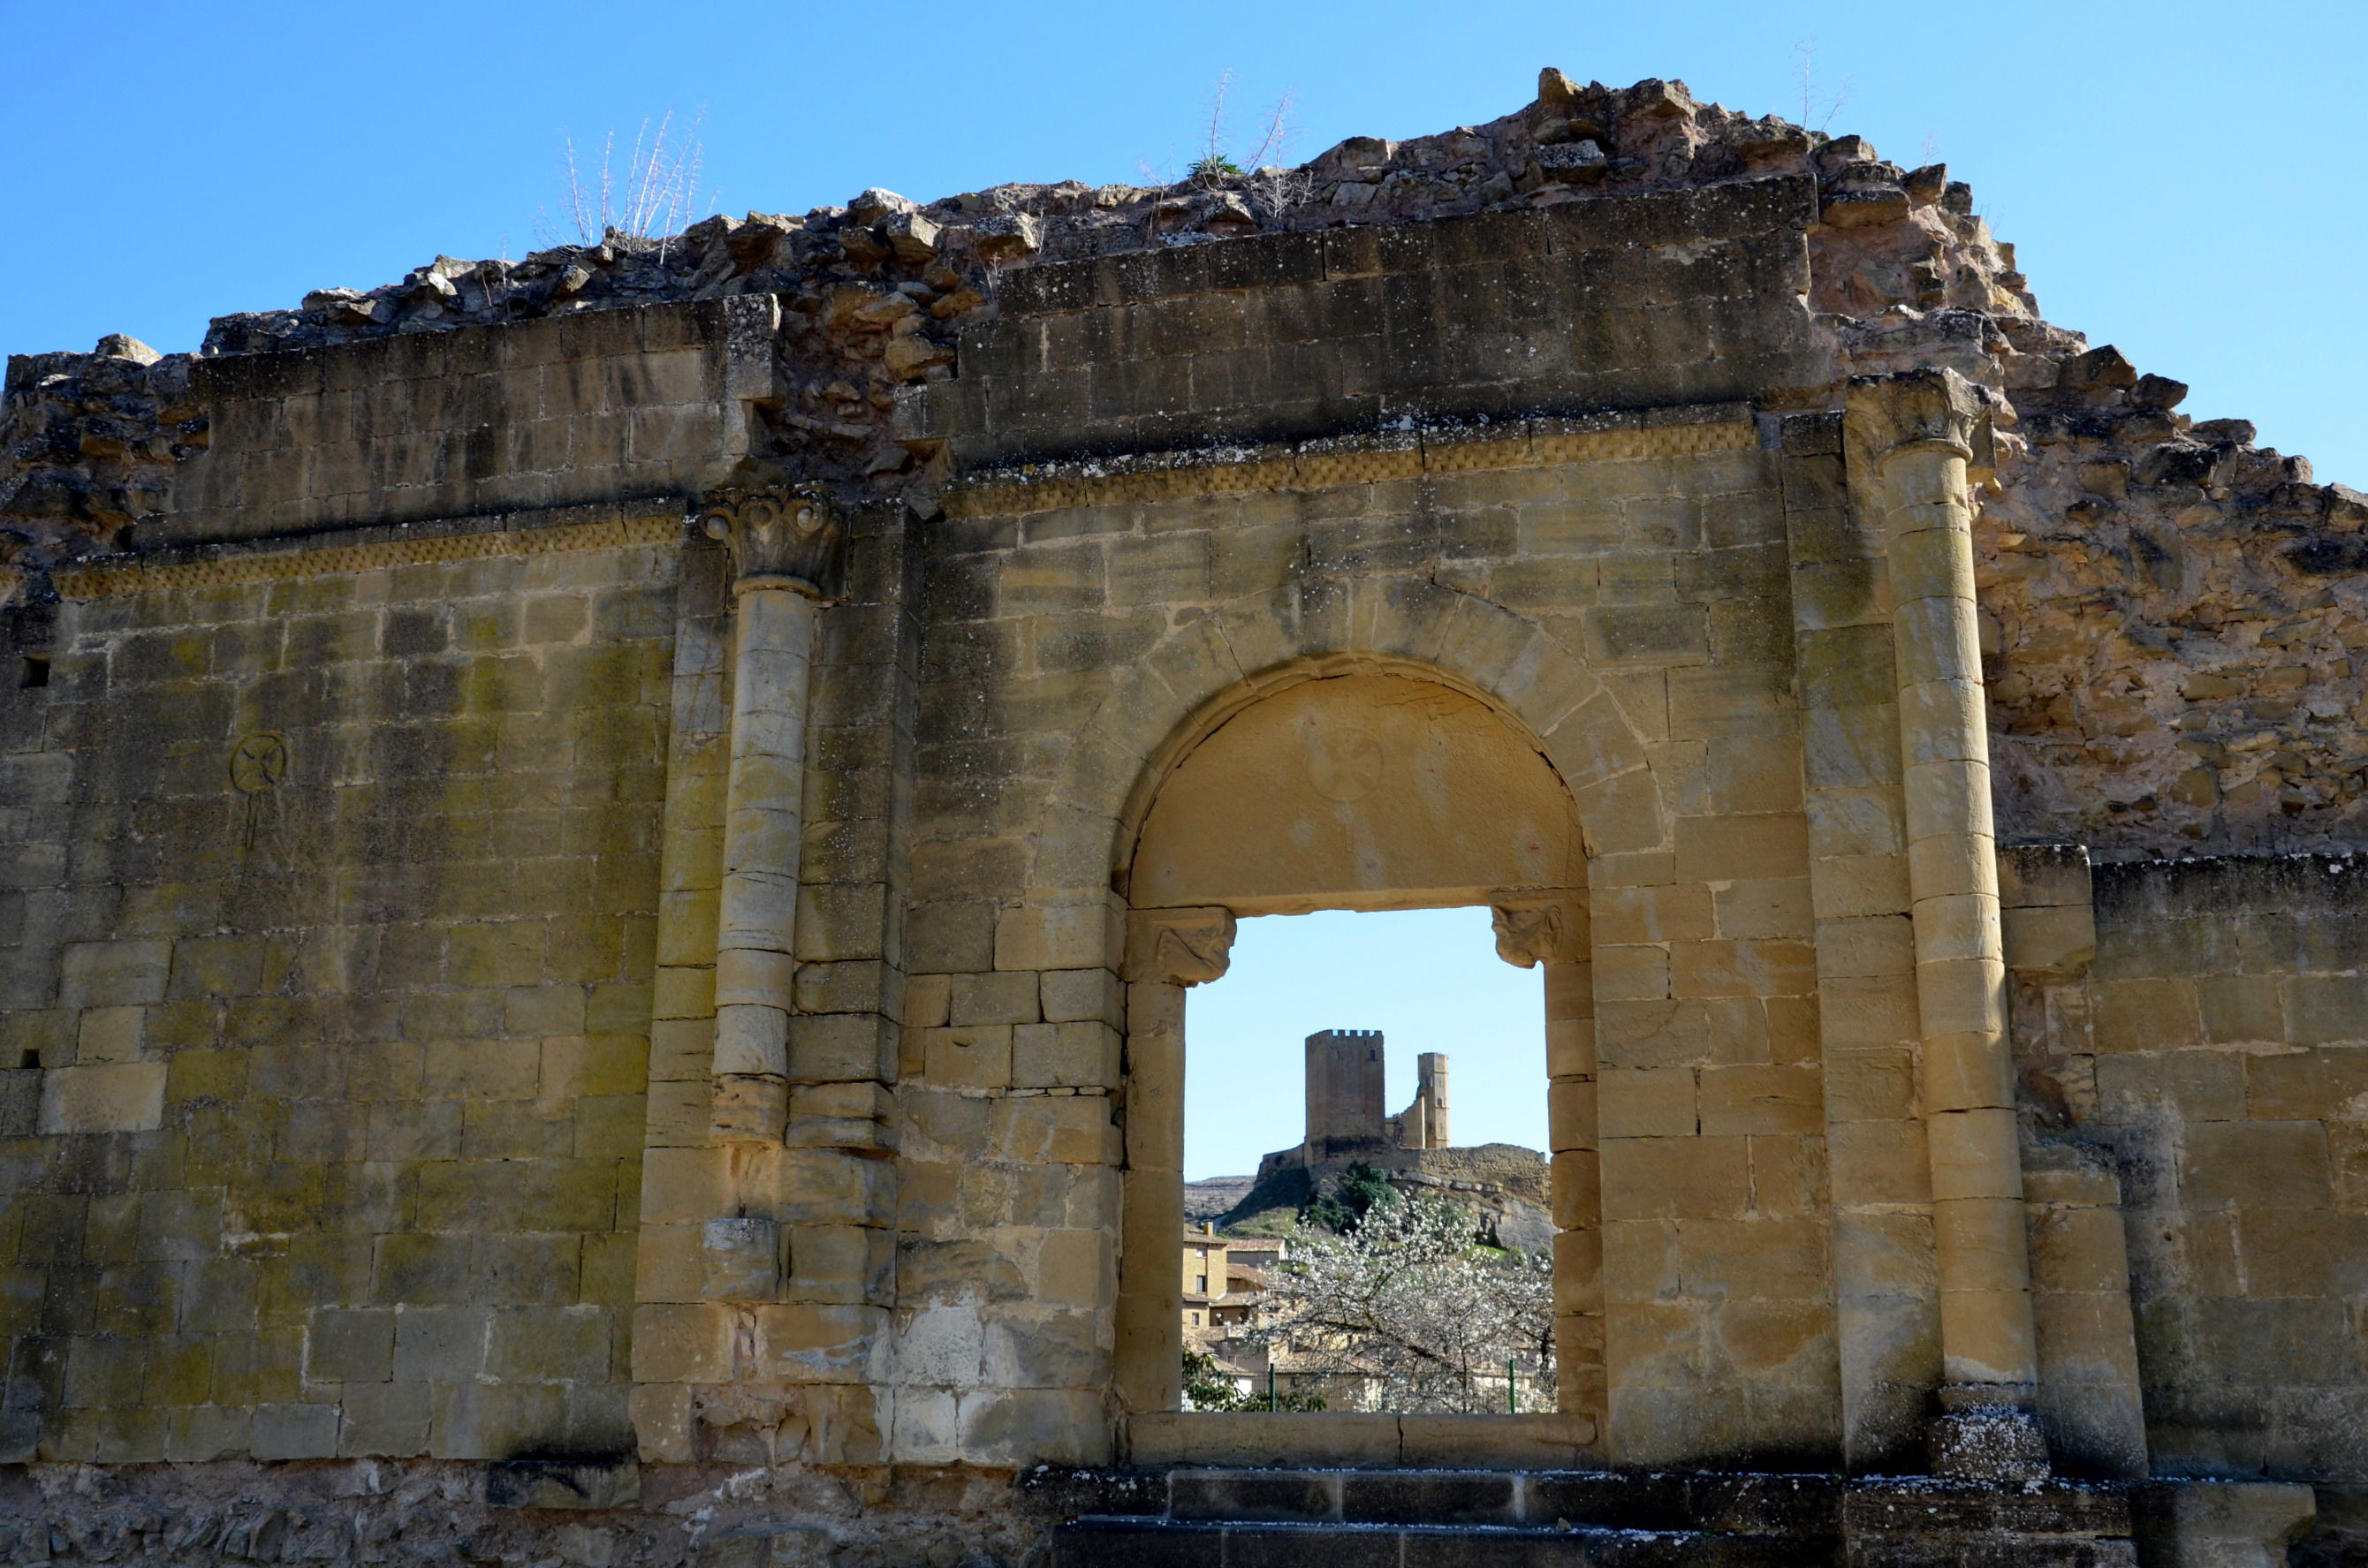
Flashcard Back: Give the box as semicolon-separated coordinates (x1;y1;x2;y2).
1214;1142;1554;1254
1182;1174;1256;1223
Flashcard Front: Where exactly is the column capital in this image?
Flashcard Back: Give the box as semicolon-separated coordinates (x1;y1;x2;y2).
699;473;848;598
1123;905;1237;985
1843;367;1995;469
1491;893;1585;968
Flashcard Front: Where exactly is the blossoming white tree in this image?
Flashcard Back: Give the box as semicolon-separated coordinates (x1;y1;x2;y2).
1248;1192;1555;1413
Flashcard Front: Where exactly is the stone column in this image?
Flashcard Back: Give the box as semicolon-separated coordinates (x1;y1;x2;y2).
1846;371;2044;1466
1114;905;1235;1415
697;478;846;1297
1495;893;1600;1438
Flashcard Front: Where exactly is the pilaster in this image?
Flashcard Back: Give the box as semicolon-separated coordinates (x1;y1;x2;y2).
1787;404;1939;1470
1844;370;2045;1478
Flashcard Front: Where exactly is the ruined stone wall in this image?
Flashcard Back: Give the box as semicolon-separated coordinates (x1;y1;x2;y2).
156;299;772;548
14;69;2364;867
2015;855;2368;1480
908;405;1839;1469
907;178;1823;466
1;59;2366;1565
0;512;679;1464
1978;355;2368;860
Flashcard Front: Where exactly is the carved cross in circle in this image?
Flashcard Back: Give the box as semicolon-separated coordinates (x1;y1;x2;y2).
228;732;290;794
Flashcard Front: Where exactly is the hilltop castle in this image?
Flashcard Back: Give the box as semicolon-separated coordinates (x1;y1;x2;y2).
1300;1026;1451;1163
1236;1031;1550;1251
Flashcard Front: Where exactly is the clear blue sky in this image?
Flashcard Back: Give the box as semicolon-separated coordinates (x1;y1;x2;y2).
1187;910;1545;1178
9;3;2362;1173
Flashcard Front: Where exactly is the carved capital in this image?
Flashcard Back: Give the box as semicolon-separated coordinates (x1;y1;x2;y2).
1843;367;1994;468
1123;905;1237;986
1491;894;1585;968
700;479;848;598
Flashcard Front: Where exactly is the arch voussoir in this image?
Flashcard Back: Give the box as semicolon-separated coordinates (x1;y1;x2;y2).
1571;765;1669;859
1431;588;1545;700
1541;688;1655;798
1137;611;1248;716
1342;571;1461;667
1206;587;1302;686
1484;622;1603;744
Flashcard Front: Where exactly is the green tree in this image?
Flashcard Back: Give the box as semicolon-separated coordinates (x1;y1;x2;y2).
1183;1348;1325;1412
1182;1347;1254;1411
1297;1162;1399;1235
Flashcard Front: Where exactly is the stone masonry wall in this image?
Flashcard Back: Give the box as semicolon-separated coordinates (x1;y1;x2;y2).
0;58;2364;1564
906;409;1841;1467
905;179;1825;466
2015;855;2368;1479
0;520;679;1463
1978;354;2368;860
156;300;772;548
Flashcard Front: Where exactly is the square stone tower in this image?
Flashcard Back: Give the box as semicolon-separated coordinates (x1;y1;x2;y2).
1302;1027;1386;1159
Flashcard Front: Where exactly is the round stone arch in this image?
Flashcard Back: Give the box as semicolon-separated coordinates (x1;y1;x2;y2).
1022;574;1671;918
1121;665;1586;913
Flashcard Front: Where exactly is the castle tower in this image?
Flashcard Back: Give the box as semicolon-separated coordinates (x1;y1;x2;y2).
1303;1028;1386;1159
1415;1051;1449;1148
1391;1051;1452;1149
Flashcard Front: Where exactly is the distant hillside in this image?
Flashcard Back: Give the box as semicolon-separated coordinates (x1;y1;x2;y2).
1212;1144;1553;1251
1183;1174;1256;1223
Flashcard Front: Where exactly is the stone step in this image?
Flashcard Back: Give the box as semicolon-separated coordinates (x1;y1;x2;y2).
1049;1518;1830;1568
1161;1468;1840;1534
1021;1468;2136;1568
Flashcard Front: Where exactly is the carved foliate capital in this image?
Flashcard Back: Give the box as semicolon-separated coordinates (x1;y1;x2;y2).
1491;894;1585;968
700;479;847;598
1123;906;1238;986
1843;367;1994;468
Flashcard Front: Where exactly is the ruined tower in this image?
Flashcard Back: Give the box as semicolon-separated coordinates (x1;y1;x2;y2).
1299;1029;1453;1160
1409;1050;1450;1148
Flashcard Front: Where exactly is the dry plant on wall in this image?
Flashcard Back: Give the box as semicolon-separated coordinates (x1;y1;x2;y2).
1187;69;1312;215
547;110;717;257
1793;38;1852;136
